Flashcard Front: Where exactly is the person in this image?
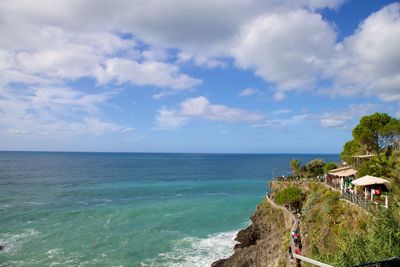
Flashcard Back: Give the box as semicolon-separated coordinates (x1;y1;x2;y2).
295;247;301;255
293;233;299;245
0;244;5;251
288;246;294;262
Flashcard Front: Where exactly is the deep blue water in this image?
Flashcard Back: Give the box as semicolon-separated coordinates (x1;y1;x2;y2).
0;152;339;266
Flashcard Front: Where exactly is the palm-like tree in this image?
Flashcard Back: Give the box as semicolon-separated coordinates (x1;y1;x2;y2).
290;159;300;177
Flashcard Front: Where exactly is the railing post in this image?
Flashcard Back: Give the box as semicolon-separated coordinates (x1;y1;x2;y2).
385;195;388;209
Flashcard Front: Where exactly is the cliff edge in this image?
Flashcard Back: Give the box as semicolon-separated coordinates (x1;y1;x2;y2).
212;196;293;267
213;180;371;267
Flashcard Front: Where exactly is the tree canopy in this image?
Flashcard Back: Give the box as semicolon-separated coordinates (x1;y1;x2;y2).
351;113;400;154
306;159;325;177
323;162;337;174
340;140;361;163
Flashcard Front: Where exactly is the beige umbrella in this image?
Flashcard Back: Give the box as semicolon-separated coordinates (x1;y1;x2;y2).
351;175;388;199
351;175;388;186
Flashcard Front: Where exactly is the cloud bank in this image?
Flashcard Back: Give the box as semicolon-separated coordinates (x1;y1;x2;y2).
156;96;264;129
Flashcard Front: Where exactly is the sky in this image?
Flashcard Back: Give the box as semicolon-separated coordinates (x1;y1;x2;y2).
0;0;399;153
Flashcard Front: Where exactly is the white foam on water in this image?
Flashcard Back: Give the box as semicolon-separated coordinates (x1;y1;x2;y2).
23;201;45;205
204;192;230;196
0;228;40;254
103;217;112;228
141;230;238;267
47;248;63;259
0;203;13;209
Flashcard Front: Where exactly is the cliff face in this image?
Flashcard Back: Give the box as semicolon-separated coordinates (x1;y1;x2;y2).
212;197;293;267
212;180;371;267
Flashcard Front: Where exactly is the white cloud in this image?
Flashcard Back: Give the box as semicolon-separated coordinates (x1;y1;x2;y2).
272;109;292;115
0;13;201;91
0;0;343;83
238;88;258;97
252;104;380;130
155;107;189;130
330;3;400;102
0;0;397;105
0;27;134;83
252;114;310;129
0;86;133;136
318;104;379;129
94;58;202;90
156;96;264;129
253;104;379;130
233;9;337;100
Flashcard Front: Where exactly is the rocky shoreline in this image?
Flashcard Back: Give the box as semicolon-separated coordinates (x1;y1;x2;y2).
212;190;293;267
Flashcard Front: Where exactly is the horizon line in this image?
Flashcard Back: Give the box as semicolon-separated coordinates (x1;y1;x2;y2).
0;150;340;155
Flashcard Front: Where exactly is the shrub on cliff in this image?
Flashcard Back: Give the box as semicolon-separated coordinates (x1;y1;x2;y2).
332;194;400;266
300;183;371;265
274;187;302;208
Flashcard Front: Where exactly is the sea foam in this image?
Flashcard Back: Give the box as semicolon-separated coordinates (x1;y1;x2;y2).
141;230;238;267
0;228;40;254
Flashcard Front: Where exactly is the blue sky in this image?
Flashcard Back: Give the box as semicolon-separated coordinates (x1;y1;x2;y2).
0;0;399;153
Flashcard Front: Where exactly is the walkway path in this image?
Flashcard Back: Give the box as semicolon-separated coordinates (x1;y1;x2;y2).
265;194;332;267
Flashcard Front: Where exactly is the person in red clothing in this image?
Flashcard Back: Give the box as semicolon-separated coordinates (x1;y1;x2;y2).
295;247;301;255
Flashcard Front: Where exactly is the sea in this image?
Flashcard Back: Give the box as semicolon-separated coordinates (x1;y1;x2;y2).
0;152;339;267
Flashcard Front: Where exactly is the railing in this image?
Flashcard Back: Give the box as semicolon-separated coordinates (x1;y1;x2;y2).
324;182;388;210
341;191;369;209
294;254;333;267
325;180;340;191
341;190;388;210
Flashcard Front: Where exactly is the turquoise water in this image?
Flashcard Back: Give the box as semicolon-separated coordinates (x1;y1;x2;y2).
0;152;339;266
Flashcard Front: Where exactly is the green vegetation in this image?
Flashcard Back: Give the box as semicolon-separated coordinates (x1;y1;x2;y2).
290;159;301;177
300;183;371;266
323;162;337;174
288;158;328;179
341;113;400;161
330;193;400;266
274;187;302;209
341;140;362;164
340;113;400;182
357;152;399;178
306;159;326;177
302;113;400;266
281;113;400;265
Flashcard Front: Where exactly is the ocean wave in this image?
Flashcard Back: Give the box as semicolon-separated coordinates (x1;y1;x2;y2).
204;192;230;196
23;201;45;205
0;228;40;254
141;230;238;267
0;203;13;209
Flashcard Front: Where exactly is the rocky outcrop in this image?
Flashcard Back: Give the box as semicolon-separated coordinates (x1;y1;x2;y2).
212;197;293;267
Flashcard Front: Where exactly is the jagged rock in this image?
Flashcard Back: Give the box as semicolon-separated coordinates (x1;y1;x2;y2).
212;198;293;267
211;259;227;267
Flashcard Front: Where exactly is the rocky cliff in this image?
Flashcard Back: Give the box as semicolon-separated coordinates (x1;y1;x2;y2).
212;180;372;267
212;196;293;267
